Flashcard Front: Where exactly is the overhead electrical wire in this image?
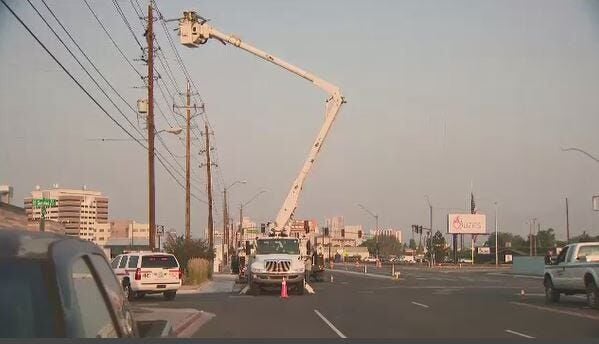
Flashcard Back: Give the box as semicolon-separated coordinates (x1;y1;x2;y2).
3;0;206;204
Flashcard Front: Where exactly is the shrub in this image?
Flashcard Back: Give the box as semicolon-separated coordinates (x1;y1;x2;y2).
185;258;211;285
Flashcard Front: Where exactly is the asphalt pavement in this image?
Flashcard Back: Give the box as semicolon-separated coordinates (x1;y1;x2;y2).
131;266;599;339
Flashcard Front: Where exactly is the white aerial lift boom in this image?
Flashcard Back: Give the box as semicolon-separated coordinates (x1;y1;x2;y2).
179;11;345;236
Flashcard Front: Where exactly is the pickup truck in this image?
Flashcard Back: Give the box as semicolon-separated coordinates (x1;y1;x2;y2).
543;242;599;308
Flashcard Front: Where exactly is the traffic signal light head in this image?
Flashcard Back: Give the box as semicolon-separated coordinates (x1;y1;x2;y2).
260;223;266;233
304;220;310;233
341;229;345;237
324;227;330;236
358;230;362;239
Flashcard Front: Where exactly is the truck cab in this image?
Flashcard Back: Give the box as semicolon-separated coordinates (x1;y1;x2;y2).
544;242;599;308
247;237;306;295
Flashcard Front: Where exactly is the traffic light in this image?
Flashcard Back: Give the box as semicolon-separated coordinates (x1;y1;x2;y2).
341;229;345;237
304;220;310;233
324;227;330;236
419;225;424;234
260;223;266;234
471;192;476;214
358;230;362;239
241;228;245;236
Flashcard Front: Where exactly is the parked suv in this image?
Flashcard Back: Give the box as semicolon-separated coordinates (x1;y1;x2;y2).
111;252;182;301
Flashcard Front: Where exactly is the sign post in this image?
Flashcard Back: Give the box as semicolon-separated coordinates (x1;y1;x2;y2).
32;198;57;232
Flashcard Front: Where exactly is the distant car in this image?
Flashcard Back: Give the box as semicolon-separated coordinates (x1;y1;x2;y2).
0;229;137;338
458;258;473;264
363;257;377;263
112;252;182;301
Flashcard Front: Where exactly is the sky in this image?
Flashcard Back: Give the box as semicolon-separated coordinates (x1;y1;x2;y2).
1;0;599;242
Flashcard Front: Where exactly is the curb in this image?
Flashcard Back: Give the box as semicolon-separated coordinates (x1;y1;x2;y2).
172;311;203;337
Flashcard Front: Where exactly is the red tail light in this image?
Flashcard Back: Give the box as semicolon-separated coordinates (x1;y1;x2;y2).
134;268;141;280
178;268;183;280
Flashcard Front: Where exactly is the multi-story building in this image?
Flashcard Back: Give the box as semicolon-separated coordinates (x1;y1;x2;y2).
24;185;108;241
371;228;402;243
289;219;318;238
94;223;111;247
108;219;149;245
325;216;344;238
0;185;14;204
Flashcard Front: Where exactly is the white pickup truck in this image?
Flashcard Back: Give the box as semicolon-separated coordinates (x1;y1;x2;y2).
543;242;599;308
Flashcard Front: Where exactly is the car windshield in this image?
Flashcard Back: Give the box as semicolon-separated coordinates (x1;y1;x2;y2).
0;259;58;337
141;255;178;268
256;239;300;255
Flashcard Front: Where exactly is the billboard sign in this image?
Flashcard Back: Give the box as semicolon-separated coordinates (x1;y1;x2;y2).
447;214;486;234
593;195;599;211
477;247;491;255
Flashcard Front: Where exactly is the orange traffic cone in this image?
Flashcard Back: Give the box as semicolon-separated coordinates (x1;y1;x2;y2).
281;277;288;299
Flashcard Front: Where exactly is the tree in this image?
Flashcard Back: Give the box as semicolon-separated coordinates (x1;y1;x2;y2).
360;235;403;256
425;231;448;263
163;235;212;273
574;231;593;243
408;238;417;250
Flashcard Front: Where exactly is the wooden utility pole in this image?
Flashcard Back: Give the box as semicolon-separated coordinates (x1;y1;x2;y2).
185;81;191;241
222;188;228;265
147;4;156;251
566;197;570;244
204;123;215;271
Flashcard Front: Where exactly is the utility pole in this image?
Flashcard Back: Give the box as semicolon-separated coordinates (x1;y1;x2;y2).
566;197;570;244
173;80;201;242
185;81;191;241
223;188;228;266
203;123;215;272
146;3;156;251
529;219;536;256
239;203;243;245
429;203;433;267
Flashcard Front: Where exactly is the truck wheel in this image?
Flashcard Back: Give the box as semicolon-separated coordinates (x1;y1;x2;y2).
586;280;599;309
544;277;560;303
163;291;176;301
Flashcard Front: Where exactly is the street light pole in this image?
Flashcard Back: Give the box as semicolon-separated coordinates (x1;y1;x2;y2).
223;180;247;266
238;189;267;246
357;203;379;258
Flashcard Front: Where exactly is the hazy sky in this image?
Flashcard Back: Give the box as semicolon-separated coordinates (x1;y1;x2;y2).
1;0;599;242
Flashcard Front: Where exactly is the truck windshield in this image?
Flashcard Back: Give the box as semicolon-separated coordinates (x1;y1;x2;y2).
256;239;300;255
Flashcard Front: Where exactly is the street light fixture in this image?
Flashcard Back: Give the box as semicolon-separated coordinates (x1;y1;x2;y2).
87;127;183;141
356;203;380;258
238;189;268;247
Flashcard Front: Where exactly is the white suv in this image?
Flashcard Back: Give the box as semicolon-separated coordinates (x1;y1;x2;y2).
111;252;182;301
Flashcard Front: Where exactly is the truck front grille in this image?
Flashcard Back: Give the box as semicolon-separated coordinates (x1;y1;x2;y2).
265;260;291;272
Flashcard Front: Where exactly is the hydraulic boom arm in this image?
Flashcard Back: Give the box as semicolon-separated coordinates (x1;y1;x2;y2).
180;11;345;234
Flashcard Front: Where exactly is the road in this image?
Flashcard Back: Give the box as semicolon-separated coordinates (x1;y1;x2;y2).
132;266;599;339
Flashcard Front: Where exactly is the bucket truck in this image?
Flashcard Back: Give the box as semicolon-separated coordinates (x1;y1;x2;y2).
179;11;345;294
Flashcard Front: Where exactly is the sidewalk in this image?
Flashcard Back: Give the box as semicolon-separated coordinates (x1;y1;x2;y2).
178;273;237;294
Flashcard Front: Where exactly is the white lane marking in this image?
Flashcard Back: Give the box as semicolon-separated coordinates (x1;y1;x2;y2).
305;283;315;294
505;329;535;339
239;285;249;295
314;309;347;338
411;301;430;308
510;301;599;320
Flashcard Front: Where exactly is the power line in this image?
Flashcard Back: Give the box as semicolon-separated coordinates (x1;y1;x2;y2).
27;0;144;141
3;0;205;205
82;0;143;78
112;0;143;49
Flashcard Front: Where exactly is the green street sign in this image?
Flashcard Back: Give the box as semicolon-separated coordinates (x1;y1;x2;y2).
33;198;57;208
